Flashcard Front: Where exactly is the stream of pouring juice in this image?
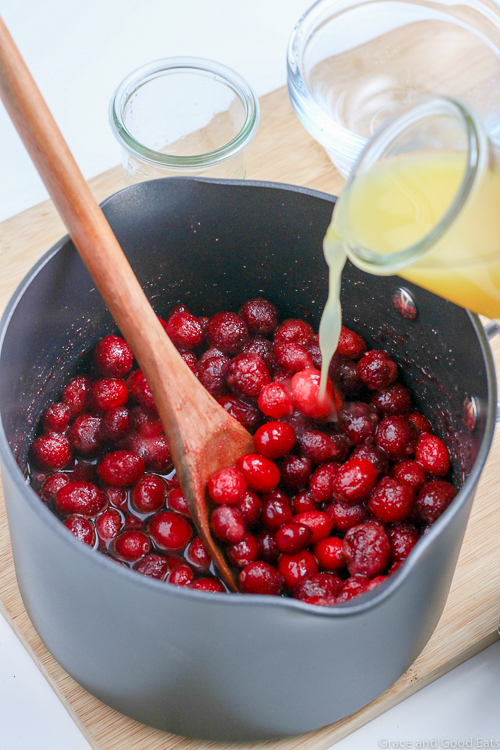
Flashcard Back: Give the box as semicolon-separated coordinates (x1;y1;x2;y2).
319;149;500;394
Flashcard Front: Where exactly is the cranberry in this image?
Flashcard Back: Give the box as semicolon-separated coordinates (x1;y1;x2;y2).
376;416;418;460
99;406;131;441
273;342;314;373
261;497;293;530
131;406;163;437
56;481;107;516
131;474;167;514
239;298;279;335
206;312;248;354
240;561;283;595
94;335;133;378
291;369;342;419
332;458;378;504
366;477;415;523
127;370;157;412
31;434;72;470
149;511;192;552
292;490;318;513
408;412;432;434
294;573;343;601
124;513;143;529
91;379;128;412
392;459;427;493
388;523;420;562
336;326;367;359
339;402;379;445
63;515;95;546
309;462;339;502
180;351;198;375
169;564;194;587
415;433;450;476
227;353;271;398
236;490;261;527
124;432;171;473
351;443;390;475
371;384;412;416
254;421;296;459
236;454;280;492
326;500;369;533
339;359;366;398
96;508;122;541
211;505;246;543
191;578;226;593
217;395;261;430
242;336;275;369
208;466;247;505
41;473;69;501
343;523;391;578
114;530;150;561
279;455;313;492
357;350;398;390
278;550;318;589
62;375;91;416
168;487;190;517
274;319;315;347
43;402;70;433
293;510;334;543
258;382;294;418
337;576;370;602
197;349;230;397
275;522;312;553
98;451;145;487
104;487;128;509
186;536;212;570
256;529;280;563
165;303;189;321
299;430;339;463
415;481;457;524
227;533;259;567
302;596;338;607
166;311;204;350
314;536;346;572
133;553;170;580
68;415;102;455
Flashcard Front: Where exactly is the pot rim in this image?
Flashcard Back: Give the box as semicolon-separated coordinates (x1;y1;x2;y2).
0;176;496;617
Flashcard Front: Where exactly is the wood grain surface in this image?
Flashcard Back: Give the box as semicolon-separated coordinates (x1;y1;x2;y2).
0;86;499;750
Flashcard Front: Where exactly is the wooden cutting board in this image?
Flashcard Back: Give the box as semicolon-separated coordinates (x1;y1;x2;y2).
0;86;499;750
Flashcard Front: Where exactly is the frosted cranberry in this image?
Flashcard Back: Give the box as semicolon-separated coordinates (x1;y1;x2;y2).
273;342;314;373
336;326;367;359
131;406;163;437
149;511;192;552
343;523;391;578
278;550;318;588
261;497;293;530
314;536;346;572
299;430;338;463
303;596;338;607
254;421;296;459
280;455;313;491
388;523;420;562
227;533;259;567
168;487;190;517
376;416;418;460
62;375;91;416
166;311;203;350
338;576;370;601
239;298;279;335
207;312;248;354
351;443;390;475
131;474;167;514
56;481;107;516
99;406;131;441
94;335;133;378
389;561;404;575
371;384;412;416
258;382;294;418
332;458;378;504
114;530;150;561
31;434;72;470
125;432;171;473
68;415;102;455
180;351;198;375
415;433;450;476
191;578;226;593
98;451;145;487
96;508;122;541
294;573;342;601
91;379;129;412
236;490;262;527
339;359;366;398
292;490;318;513
357;351;398;390
339;402;379;445
275;522;312;553
211;505;246;544
208;466;247;505
43;402;70;433
242;337;275;370
309;462;339;502
415;481;457;524
236;453;280;492
392;459;427;493
366;477;415;523
127;370;157;412
165;303;189;322
217;395;261;430
133;553;170;580
168;564;194;587
365;575;388;592
104;487;128;509
256;529;280;563
227;353;271;398
293;511;334;543
41;473;69;501
186;536;211;570
291;369;342;419
408;411;432;434
240;561;284;595
63;515;95;546
274;319;315;346
197;349;230;397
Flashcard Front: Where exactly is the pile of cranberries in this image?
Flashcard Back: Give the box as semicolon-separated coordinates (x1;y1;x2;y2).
28;298;457;605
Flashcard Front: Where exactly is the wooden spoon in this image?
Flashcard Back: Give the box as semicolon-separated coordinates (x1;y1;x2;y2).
0;17;253;591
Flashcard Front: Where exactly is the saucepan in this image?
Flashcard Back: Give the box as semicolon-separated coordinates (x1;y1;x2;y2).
0;177;496;741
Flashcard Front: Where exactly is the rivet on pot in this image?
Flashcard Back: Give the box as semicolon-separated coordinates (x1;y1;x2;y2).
392;288;418;320
463;396;478;431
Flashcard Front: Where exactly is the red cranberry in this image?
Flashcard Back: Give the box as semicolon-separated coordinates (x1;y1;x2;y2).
68;415;102;455
388;523;420;562
31;434;72;470
227;353;271;398
357;350;398;390
351;443;390;475
376;416;418;459
210;505;246;543
56;481;107;516
239;298;279;336
208;466;247;505
104;487;128;509
258;382;294;418
180;351;198;375
240;561;283;595
339;359;366;398
325;500;369;533
131;474;167;514
278;550;318;588
206;312;248;354
114;530;150;561
309;462;339;502
392;459;427;493
299;430;339;463
41;473;69;501
186;536;212;570
236;489;261;527
256;529;280;563
415;433;450;476
124;513;143;529
302;596;338;607
98;451;145;487
261;497;293;530
94;335;133;378
96;508;122;541
62;375;91;416
314;536;346;572
366;477;415;523
336;326;367;359
63;515;95;546
371;384;412;416
99;406;132;441
165;303;189;322
236;453;280;492
169;564;194;587
339;402;378;445
91;379;129;412
337;576;370;602
197;349;230;397
292;490;318;513
217;395;261;430
133;553;170;580
343;523;391;578
293;510;334;543
124;432;171;474
275;522;312;553
273;342;314;373
242;336;274;367
168;487;190;517
166;311;204;350
291;369;342;419
43;402;70;433
191;578;226;593
254;421;296;459
294;572;342;601
127;370;157;412
408;412;432;434
226;533;259;567
415;481;457;524
274;319;315;346
278;455;312;492
332;458;378;504
131;406;163;437
149;511;192;552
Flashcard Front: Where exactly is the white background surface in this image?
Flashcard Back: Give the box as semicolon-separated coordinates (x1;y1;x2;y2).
0;1;499;748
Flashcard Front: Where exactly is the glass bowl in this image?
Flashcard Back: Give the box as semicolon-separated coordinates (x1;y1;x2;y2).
287;0;500;177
